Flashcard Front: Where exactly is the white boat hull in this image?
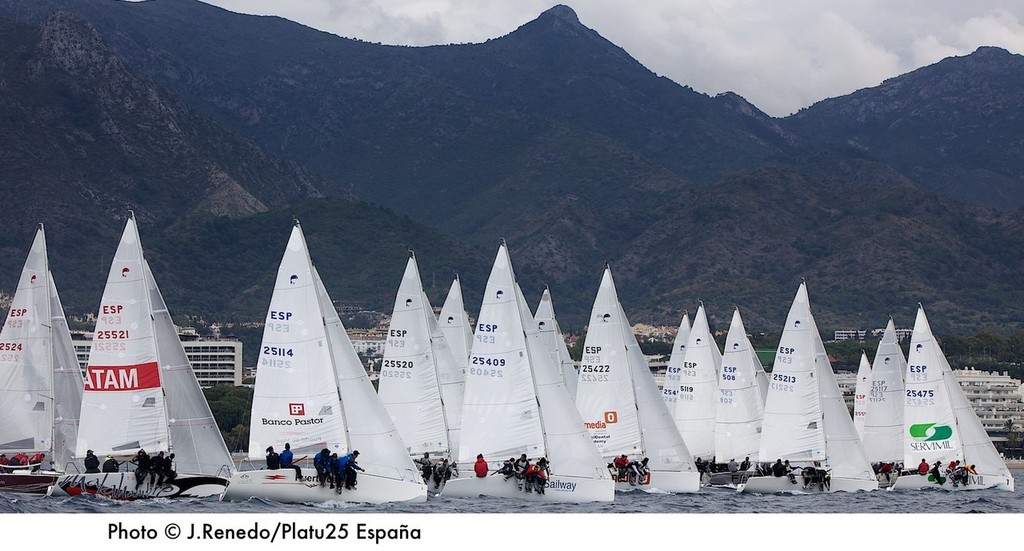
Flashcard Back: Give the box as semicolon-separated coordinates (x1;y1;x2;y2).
612;469;700;493
888;472;1014;492
442;474;614;502
220;467;427;504
737;475;878;494
48;472;227;500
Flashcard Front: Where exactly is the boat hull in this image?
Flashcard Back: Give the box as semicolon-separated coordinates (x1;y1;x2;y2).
0;471;59;494
888;472;1014;492
48;472;228;500
220;467;427;504
612;469;700;493
737;475;878;494
706;471;751;488
443;473;614;502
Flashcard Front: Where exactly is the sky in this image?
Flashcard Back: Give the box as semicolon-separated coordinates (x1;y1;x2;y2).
198;1;1024;117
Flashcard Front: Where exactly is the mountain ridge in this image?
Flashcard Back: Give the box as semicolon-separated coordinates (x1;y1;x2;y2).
0;1;1022;334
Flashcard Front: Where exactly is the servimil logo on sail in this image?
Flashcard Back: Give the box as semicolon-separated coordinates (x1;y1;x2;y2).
908;423;955;452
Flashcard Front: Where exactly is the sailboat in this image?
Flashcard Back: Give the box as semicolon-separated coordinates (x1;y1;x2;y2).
708;308;769;487
221;223;427;504
863;318;906;487
889;305;1013;491
442;243;613;502
49;213;234;499
664;302;720;465
438;275;473;378
534;287;578;401
853;352;871;437
0;225;83;494
737;282;877;493
377;253;464;490
575;266;700;493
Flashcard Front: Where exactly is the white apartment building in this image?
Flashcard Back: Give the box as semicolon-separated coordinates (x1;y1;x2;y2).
72;330;243;387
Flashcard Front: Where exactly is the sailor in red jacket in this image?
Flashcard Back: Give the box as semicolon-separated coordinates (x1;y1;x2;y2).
612;454;630;480
474;454;488;478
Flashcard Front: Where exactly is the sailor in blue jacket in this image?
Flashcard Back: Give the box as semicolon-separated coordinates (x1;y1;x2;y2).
279;443;302;481
313;448;332;487
335;451;364;491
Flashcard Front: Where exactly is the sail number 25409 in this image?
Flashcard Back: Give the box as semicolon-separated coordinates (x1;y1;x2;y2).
470;356;504;378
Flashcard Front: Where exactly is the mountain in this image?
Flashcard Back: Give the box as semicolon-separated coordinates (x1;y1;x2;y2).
0;1;1022;333
785;46;1024;210
0;12;486;318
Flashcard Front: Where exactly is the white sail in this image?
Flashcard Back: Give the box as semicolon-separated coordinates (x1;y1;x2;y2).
853;352;871;438
223;224;424;503
0;226;83;470
862;318;905;463
576;269;643;457
247;224;349;459
901;306;1012;489
378;254;463;457
314;268;421;484
661;314;690;415
534;287;578;401
457;246;546;463
77;215;169;457
758;282;875;485
142;258;233;476
576;266;697;487
49;264;85;471
714;308;768;462
438;276;473;375
456;244;609;480
667;303;721;461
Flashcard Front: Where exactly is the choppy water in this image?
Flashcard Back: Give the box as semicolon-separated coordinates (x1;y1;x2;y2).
4;471;1023;514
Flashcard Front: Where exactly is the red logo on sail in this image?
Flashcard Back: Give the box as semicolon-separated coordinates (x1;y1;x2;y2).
84;363;160;391
29;275;36;284
289;403;305;416
121;267;130;278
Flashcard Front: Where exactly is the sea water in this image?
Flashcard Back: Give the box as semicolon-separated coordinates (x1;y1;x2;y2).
4;470;1022;514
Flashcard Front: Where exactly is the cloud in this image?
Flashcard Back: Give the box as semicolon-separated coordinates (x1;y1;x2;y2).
200;1;1024;117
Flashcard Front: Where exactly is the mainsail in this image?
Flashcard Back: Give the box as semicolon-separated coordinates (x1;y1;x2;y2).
0;226;83;469
76;214;231;475
457;244;607;481
534;287;578;402
438;276;473;376
378;254;464;457
853;352;871;438
247;225;349;459
862;319;905;463
902;305;1012;489
759;282;874;484
576;266;696;475
714;308;768;462
666;303;721;461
